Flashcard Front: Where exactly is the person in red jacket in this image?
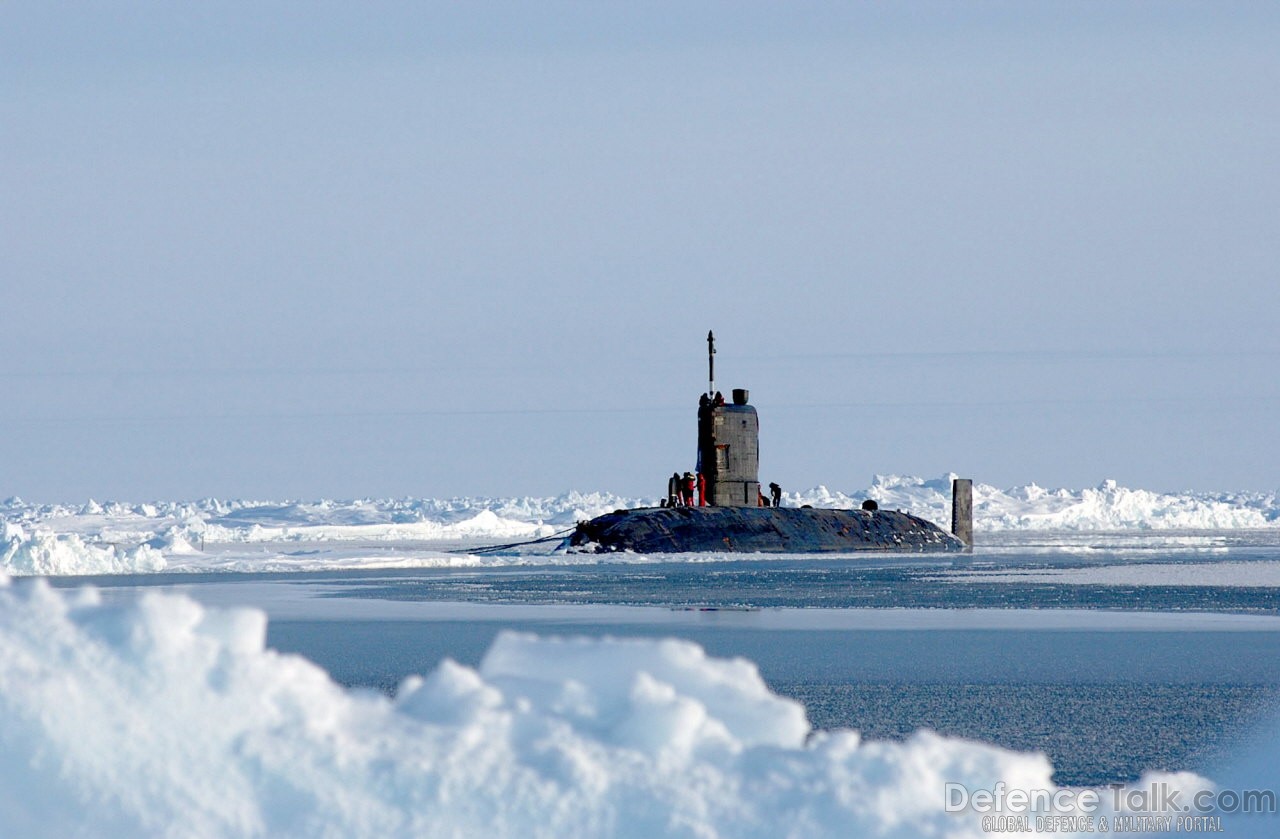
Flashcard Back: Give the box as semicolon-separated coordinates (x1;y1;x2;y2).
697;472;707;506
681;472;696;506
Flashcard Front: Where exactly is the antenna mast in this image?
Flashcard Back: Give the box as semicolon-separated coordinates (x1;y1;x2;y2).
707;330;716;396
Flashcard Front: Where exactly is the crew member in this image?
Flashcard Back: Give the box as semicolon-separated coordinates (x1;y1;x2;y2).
697;472;707;506
668;472;682;506
769;482;782;508
681;472;696;506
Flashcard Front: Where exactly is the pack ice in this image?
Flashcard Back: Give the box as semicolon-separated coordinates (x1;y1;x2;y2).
2;476;1277;576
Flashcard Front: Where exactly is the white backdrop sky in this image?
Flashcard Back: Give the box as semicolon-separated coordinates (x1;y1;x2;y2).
2;2;1278;503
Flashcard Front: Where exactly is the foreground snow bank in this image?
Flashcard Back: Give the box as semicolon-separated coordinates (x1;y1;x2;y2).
0;577;1207;838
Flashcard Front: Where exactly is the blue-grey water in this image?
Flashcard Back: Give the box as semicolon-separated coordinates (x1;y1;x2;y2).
60;539;1280;787
309;554;1280;611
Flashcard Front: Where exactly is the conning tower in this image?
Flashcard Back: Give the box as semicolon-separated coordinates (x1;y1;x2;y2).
697;331;760;506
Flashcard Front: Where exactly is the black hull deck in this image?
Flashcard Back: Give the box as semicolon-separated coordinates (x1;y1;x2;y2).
569;506;964;554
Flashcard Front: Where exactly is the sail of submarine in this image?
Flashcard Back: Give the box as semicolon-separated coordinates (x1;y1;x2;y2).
568;332;970;554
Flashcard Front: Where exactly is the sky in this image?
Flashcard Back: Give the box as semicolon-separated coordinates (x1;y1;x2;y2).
2;2;1278;503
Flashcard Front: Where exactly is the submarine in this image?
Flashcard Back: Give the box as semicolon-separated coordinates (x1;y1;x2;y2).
568;332;970;554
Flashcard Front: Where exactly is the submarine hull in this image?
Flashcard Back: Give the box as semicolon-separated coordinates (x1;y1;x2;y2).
569;506;964;554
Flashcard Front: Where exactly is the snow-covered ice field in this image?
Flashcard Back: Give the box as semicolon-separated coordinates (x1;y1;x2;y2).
4;475;1277;576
